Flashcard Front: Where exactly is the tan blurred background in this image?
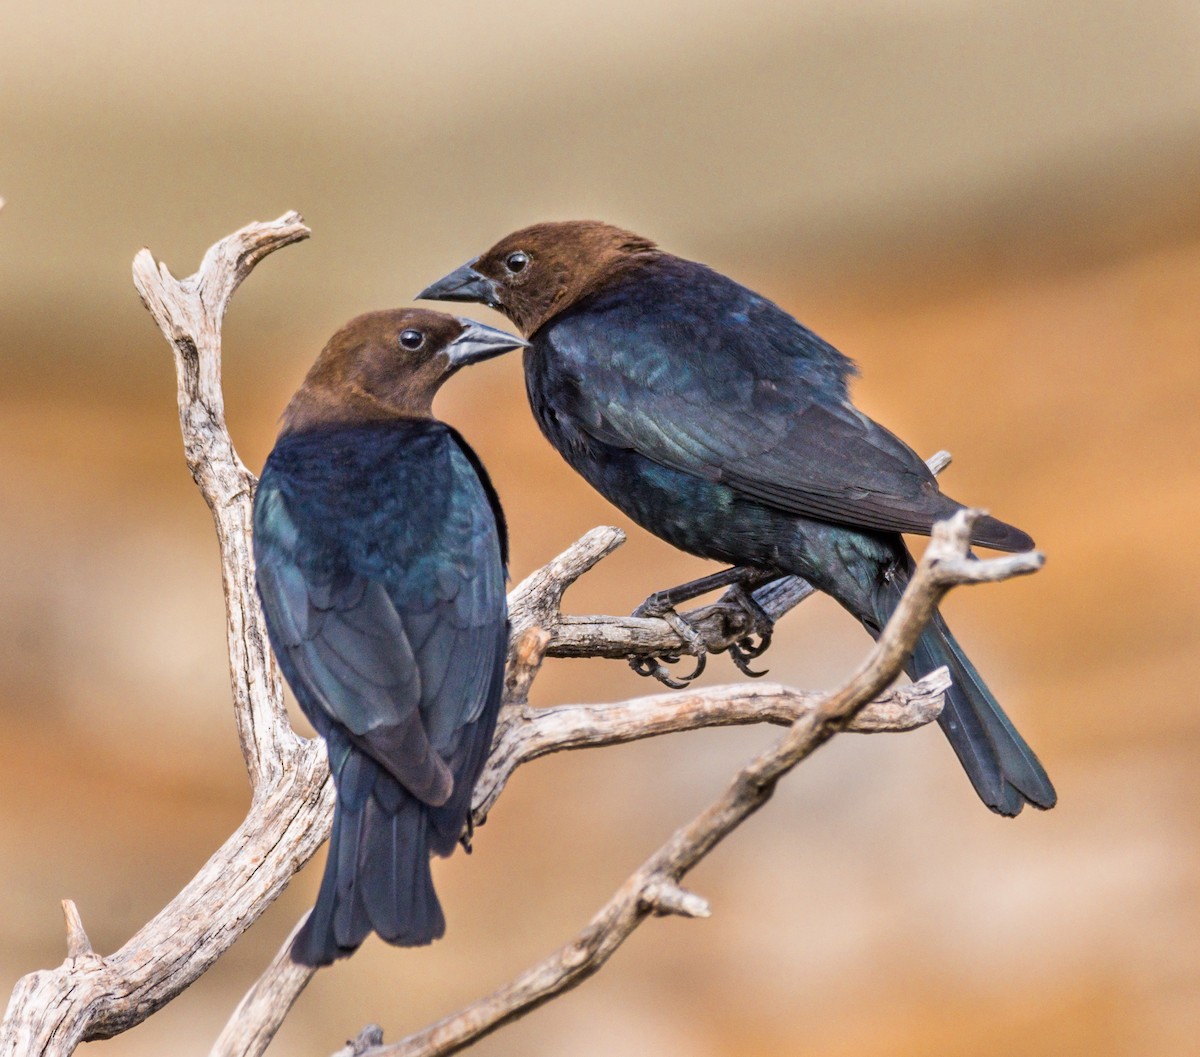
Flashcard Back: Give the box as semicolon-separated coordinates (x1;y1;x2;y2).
3;2;1199;1054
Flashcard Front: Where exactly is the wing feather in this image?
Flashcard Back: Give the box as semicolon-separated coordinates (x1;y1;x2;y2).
543;259;1030;549
253;423;507;809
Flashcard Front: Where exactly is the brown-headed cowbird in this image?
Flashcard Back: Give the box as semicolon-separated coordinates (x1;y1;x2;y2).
418;222;1055;816
253;309;527;965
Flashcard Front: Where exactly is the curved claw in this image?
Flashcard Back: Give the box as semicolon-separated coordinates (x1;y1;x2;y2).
628;650;708;688
739;627;773;660
628;590;713;687
727;627;772;678
629;655;662;679
669;650;707;685
729;642;769;678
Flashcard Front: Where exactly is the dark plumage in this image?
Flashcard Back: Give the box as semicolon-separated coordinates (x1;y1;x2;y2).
419;222;1055;816
253;309;526;965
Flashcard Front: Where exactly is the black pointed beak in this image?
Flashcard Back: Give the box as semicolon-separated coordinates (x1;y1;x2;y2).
446;319;529;369
417;259;503;310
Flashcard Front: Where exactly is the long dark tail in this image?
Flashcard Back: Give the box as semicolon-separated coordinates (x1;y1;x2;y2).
871;568;1057;816
292;753;444;967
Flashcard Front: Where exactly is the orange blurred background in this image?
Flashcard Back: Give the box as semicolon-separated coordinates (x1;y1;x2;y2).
2;3;1198;1055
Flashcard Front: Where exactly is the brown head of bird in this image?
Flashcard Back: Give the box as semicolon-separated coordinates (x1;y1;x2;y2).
417;221;660;337
280;308;527;436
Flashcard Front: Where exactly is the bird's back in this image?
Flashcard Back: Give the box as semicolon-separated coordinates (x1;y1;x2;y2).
525;253;1031;554
255;418;508;794
532;253;855;403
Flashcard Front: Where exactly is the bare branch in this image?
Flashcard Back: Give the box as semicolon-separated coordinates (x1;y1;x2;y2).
528;451;955;667
0;212;1034;1057
132;211;310;785
209;915;318;1057
507;526;626;637
357;511;1040;1057
472;670;949;821
0;214;330;1057
221;663;946;1057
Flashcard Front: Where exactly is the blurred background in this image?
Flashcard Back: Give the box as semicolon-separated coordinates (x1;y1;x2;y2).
2;2;1198;1055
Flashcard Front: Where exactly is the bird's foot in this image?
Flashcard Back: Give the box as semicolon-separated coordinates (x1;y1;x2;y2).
629;595;708;688
628;567;779;687
630;584;715;687
628;650;707;688
721;584;774;678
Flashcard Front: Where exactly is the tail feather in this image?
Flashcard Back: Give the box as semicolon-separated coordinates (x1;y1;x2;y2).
912;612;1056;815
332;796;372;948
868;568;1056;817
292;806;347;966
291;759;445;967
970;513;1034;554
360;796;445;946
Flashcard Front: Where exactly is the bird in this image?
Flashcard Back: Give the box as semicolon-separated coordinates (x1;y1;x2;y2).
252;308;527;965
417;221;1056;817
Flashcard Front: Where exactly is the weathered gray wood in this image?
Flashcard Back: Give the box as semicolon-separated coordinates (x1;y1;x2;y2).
0;212;1037;1057
357;511;1040;1057
1;213;331;1057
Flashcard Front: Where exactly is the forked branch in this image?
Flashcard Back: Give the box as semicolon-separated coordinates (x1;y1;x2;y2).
0;214;331;1057
349;509;1039;1057
0;216;1037;1057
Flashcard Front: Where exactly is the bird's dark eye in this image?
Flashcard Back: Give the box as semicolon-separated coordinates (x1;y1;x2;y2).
399;329;425;351
504;251;529;274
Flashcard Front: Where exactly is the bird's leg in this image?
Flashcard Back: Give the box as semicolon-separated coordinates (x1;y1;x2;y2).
629;566;767;687
633;565;758;615
721;580;776;678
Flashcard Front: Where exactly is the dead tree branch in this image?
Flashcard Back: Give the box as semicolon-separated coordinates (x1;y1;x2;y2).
0;214;1032;1057
0;213;329;1057
519;448;951;665
353;510;1040;1057
472;670;950;822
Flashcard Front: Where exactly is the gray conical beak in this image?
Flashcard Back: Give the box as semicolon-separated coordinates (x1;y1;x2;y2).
417;259;503;310
446;319;529;369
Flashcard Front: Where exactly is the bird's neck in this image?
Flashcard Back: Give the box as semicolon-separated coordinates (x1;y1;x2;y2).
279;383;432;437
